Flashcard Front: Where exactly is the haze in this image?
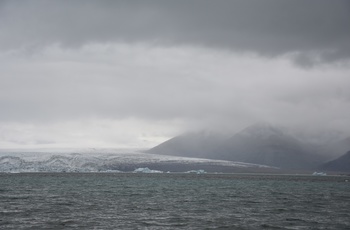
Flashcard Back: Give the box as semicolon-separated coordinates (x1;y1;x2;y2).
0;0;349;148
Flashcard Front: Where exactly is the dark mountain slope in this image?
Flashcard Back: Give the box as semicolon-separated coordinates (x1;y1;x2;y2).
147;131;226;159
320;151;350;172
148;123;329;170
322;137;350;160
217;123;326;169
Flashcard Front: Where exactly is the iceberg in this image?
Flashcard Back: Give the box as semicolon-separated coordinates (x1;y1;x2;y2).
312;172;327;176
133;167;163;173
185;169;207;174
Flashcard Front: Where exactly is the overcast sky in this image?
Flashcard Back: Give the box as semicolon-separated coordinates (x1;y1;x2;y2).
1;0;350;148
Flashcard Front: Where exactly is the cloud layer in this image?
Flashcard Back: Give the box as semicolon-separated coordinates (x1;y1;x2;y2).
0;1;350;148
1;0;350;65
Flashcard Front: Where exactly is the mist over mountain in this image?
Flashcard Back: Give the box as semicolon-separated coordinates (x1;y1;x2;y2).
148;123;347;170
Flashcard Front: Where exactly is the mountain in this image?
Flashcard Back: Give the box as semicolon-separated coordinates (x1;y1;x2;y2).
321;137;350;160
148;123;329;170
218;123;325;169
146;130;226;159
320;151;350;172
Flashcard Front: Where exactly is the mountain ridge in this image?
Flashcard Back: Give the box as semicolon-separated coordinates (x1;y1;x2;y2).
148;123;346;170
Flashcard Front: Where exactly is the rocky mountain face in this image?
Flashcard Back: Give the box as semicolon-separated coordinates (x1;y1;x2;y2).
148;123;344;170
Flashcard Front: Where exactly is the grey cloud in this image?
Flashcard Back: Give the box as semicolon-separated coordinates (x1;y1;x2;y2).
1;1;350;148
1;0;350;65
1;44;349;134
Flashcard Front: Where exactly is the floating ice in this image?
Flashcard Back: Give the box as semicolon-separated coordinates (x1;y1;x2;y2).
133;167;163;173
185;169;207;174
312;172;327;176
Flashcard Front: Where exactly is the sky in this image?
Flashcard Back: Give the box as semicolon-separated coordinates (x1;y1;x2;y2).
0;0;350;149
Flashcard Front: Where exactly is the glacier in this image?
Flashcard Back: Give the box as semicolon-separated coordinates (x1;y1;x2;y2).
0;148;278;173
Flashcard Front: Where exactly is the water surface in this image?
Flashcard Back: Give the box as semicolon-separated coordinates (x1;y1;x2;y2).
1;173;349;229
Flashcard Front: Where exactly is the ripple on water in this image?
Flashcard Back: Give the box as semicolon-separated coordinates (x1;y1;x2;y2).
0;173;349;229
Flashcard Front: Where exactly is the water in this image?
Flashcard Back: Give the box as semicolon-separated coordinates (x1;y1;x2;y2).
1;173;349;229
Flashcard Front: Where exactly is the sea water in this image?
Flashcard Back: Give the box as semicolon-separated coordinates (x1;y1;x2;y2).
1;173;349;229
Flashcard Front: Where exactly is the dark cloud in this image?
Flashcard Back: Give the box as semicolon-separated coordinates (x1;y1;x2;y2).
1;0;349;65
1;1;350;148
